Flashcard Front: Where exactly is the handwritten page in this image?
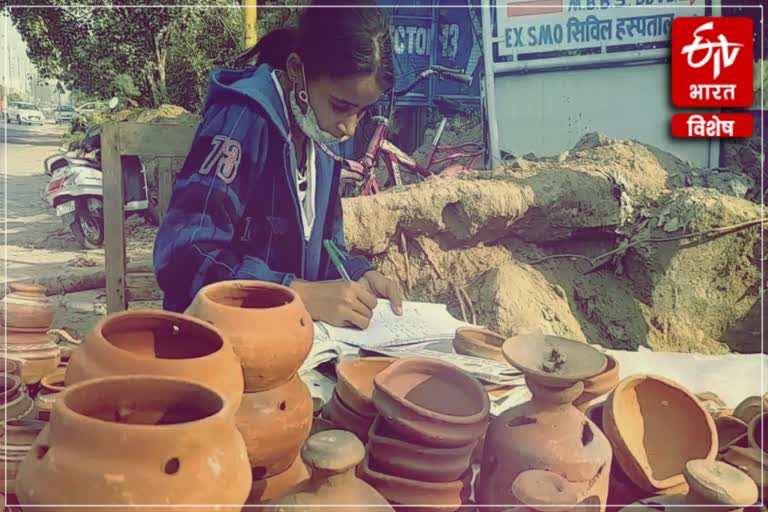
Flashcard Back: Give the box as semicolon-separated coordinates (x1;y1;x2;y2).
314;299;475;348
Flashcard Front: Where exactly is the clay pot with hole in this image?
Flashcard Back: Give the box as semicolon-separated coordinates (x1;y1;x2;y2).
602;374;717;494
358;452;473;512
186;280;313;392
477;334;612;510
15;375;251;509
266;430;393;512
247;454;310;505
335;357;394;417
65;309;244;410
734;396;768;425
452;327;505;362
237;373;313;478
748;412;765;453
619;459;759;512
321;390;373;443
716;416;750;453
573;354;620;411
367;415;477;483
0;284;55;331
372;358;490;448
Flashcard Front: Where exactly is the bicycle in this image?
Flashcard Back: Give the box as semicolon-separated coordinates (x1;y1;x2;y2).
319;65;485;197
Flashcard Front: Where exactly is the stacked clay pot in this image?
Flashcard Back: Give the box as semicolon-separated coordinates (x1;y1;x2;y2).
15;375;251;508
1;284;61;386
0;419;46;497
186;280;314;504
322;357;394;443
477;334;613;511
359;357;490;511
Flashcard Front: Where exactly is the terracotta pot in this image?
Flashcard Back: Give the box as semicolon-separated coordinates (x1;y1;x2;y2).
716;416;750;453
247;454;310;505
186;280;312;392
619;459;759;512
335;357;394;417
0;374;36;422
367;416;476;483
478;335;612;509
322;391;374;442
602;374;717;494
65;309;244;410
0;357;22;377
267;430;393;512
15;375;251;509
373;358;490;448
734;396;768;425
720;446;767;501
0;284;55;331
574;354;620;411
748;412;765;453
4;341;61;386
35;368;67;421
237;373;313;478
452;327;505;362
510;469;580;512
358;453;472;512
0;420;46;496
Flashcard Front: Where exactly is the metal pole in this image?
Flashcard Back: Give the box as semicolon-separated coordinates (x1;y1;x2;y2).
242;0;258;50
480;2;500;167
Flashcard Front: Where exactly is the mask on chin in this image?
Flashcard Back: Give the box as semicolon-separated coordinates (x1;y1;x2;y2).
289;64;350;146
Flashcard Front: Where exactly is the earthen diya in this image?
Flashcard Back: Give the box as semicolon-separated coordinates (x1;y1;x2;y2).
15;375;251;509
372;357;490;448
452;327;505;362
602;374;718;493
335;357;394;417
64;309;244;410
185;280;313;391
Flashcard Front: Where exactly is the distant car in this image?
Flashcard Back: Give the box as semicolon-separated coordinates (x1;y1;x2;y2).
75;101;106;114
7;102;45;125
55;105;75;124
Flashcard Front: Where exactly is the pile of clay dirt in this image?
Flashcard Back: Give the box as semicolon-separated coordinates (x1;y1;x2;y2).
113;104;201;125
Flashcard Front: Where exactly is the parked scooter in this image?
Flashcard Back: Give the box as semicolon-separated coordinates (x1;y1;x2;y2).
42;97;150;249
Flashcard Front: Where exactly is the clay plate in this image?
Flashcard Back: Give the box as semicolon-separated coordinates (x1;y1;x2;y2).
502;334;607;387
453;327;505;362
335;357;394;418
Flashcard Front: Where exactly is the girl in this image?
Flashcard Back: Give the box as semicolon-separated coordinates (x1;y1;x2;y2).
153;0;402;329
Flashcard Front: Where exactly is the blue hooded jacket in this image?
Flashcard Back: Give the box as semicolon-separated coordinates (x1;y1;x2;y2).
153;64;372;312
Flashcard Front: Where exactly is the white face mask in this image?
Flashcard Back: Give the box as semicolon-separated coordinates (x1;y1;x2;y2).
289;64;350;146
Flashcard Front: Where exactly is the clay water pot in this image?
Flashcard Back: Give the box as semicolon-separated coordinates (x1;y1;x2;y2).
367;415;476;483
322;391;373;442
720;446;766;502
0;284;55;331
716;416;750;453
15;375;251;509
65;309;244;410
478;334;612;508
602;374;718;494
734;396;768;425
509;469;581;512
0;374;36;422
237;373;313;478
267;430;393;512
748;412;765;453
574;354;620;411
335;357;394;417
186;280;312;392
248;454;310;504
452;327;505;362
619;459;759;512
358;452;472;511
372;357;490;448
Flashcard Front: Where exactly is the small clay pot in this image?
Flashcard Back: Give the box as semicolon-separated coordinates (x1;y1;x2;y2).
186;280;313;392
573;354;620;411
720;446;766;501
602;374;718;493
0;374;36;422
734;396;768;425
716;416;750;453
335;357;394;417
237;373;313;478
748;412;765;453
0;284;55;331
367;415;476;483
35;368;67;421
452;327;505;362
65;309;244;410
247;454;310;505
373;358;490;448
15;375;252;508
322;391;373;443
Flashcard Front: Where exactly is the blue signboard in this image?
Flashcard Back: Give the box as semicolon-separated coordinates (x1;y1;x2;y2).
379;0;482;106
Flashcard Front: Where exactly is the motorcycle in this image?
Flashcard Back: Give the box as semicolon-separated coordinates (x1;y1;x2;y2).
42;98;150;250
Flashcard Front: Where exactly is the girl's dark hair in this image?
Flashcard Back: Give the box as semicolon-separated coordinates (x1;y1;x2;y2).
237;0;394;90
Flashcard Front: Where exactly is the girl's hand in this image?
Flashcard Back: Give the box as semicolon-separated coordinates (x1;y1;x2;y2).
290;279;377;329
358;271;403;316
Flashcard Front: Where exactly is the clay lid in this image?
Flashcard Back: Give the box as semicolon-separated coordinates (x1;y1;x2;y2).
511;470;578;511
300;430;365;473
502;333;607;387
684;459;758;506
453;327;505;362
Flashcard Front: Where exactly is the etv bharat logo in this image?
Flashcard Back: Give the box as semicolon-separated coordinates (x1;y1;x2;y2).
680;21;743;80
